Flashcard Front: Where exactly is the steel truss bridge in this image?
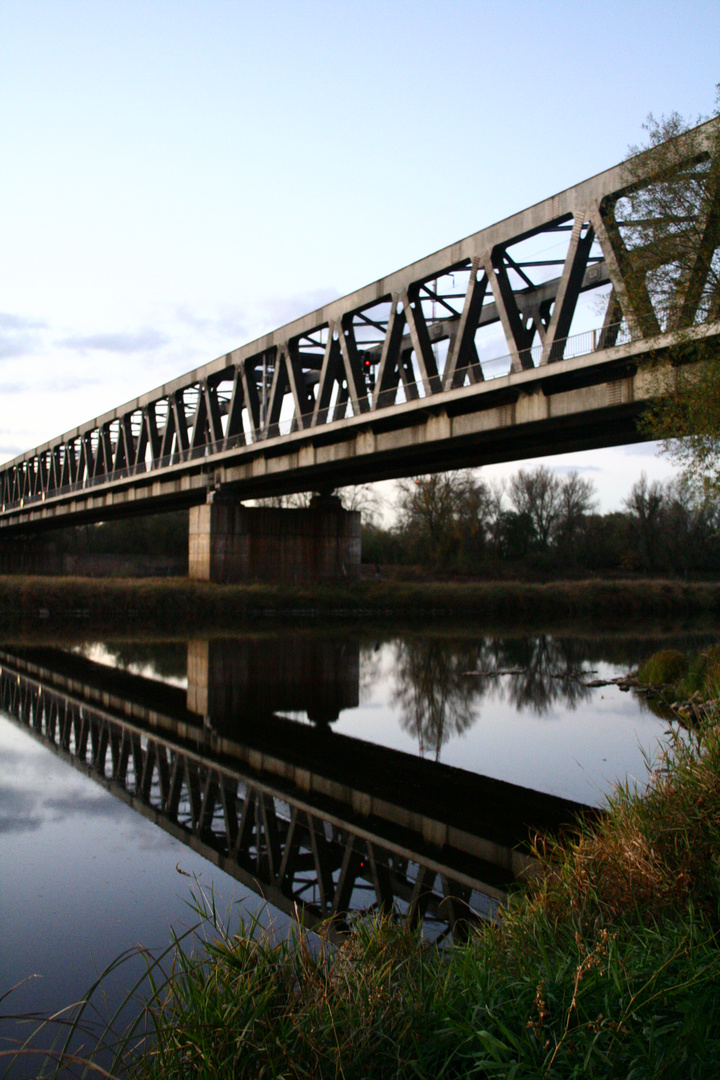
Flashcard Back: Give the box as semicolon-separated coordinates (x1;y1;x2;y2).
0;644;589;942
1;120;719;532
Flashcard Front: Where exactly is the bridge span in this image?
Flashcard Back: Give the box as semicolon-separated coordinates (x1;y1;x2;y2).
1;120;718;579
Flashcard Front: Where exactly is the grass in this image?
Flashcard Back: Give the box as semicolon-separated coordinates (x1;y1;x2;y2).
639;643;720;711
6;717;719;1078
137;722;720;1079
3;574;720;632
638;648;690;685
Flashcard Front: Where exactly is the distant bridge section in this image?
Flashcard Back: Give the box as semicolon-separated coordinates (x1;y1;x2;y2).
1;121;718;569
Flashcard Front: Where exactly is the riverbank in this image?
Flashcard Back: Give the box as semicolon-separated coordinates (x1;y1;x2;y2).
95;713;720;1076
3;574;720;630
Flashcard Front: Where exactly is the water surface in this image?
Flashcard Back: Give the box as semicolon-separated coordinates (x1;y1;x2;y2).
1;621;715;1066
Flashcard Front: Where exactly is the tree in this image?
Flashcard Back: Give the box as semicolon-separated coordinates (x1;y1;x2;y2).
393;637;482;757
493;509;536;560
623;473;666;572
554;472;597;550
617;92;720;496
396;470;489;568
508;465;562;549
338;483;383;527
253;492;313;508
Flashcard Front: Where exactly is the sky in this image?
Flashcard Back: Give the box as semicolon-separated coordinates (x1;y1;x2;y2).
1;0;718;515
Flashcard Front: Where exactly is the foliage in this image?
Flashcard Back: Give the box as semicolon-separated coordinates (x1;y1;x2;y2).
619;92;720;497
381;465;720;576
55;510;189;558
337;482;384;527
395;470;489;569
508;466;596;552
392;637;480;753
639;643;720;703
678;644;720;699
5;576;720;634
637;648;689;685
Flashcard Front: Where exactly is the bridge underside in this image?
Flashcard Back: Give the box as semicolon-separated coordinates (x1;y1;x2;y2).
0;334;696;580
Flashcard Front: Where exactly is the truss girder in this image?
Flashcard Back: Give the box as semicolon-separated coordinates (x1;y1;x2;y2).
2;120;718;518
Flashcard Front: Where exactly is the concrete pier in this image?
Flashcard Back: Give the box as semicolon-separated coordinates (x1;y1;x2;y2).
188;493;361;584
0;535;62;575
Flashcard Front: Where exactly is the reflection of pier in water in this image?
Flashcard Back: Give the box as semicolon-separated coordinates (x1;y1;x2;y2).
0;639;591;942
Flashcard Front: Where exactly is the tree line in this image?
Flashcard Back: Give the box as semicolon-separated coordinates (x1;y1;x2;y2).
49;464;720;578
361;466;720;576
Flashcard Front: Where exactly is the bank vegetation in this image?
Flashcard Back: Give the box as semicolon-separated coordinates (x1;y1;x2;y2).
4;574;720;632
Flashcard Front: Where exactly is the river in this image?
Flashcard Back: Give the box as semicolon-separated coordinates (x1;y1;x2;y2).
0;620;715;1071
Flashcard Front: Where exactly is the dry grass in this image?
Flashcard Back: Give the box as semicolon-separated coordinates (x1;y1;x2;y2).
527;723;720;928
2;575;720;631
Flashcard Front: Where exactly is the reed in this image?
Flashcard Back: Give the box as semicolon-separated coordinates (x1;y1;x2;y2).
2;575;720;631
639;643;720;706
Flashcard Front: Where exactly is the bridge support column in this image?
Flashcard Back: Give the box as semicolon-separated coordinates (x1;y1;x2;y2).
188;493;361;584
0;535;62;575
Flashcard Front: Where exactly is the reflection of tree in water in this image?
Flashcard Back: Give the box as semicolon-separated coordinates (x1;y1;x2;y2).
392;635;601;755
484;636;594;714
393;639;485;758
101;641;188;680
358;642;385;705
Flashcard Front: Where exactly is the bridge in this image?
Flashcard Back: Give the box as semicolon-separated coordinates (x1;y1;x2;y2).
0;637;591;941
1;120;718;580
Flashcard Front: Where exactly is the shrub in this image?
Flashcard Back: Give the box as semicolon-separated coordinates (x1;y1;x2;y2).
638;648;689;685
679;644;720;698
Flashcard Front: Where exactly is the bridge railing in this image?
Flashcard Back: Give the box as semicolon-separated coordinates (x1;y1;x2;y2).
0;322;631;514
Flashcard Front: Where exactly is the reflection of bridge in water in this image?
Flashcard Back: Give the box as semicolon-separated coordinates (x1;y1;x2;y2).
0;637;591;942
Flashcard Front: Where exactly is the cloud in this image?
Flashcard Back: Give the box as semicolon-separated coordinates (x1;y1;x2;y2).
0;311;46;359
256;288;342;334
0;443;26;462
551;463;603;474
0;374;102;397
622;441;666;457
43;792;126;820
175;306;248;342
0;784;42;835
0;815;42;835
0;312;45;331
175;289;341;349
58;329;170;353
